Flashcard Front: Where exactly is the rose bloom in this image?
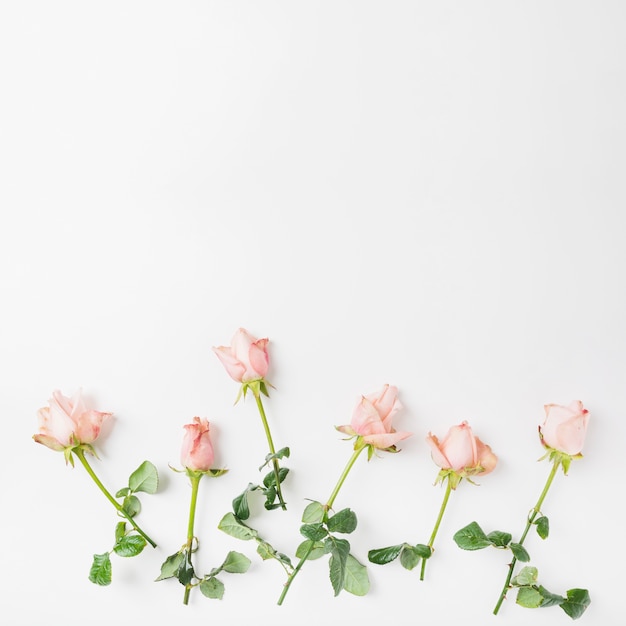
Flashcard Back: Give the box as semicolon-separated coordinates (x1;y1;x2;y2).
33;389;111;451
426;421;497;476
213;328;269;383
337;384;412;450
181;417;215;472
539;401;589;456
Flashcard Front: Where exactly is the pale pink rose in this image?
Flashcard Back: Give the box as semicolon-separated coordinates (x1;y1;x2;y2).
337;384;412;450
426;421;497;475
539;401;589;455
213;328;270;383
33;389;111;451
181;417;215;472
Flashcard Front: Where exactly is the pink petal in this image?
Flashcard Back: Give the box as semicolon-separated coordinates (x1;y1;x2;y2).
248;338;269;379
363;430;412;449
351;397;386;436
213;346;246;382
426;433;451;469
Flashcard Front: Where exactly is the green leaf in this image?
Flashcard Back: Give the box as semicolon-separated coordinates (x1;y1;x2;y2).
199;576;225;600
115;487;130;498
367;544;403;565
221;551;251;574
537;585;565;608
560;588;591;620
114;534;147;557
487;530;512;547
535;516;549;540
517;586;544;608
155;551;185;581
300;523;328;542
122;494;141;518
256;541;276;561
510;542;531;562
89;553;112;586
342;554;370;596
262;467;289;488
177;559;195;586
328;552;348;596
302;500;325;524
115;522;126;543
400;545;423;571
128;460;159;494
325;536;350;556
218;513;258;541
296;540;326;561
453;522;492;550
414;544;433;559
259;447;290;470
511;566;538;586
327;508;358;534
232;484;259;521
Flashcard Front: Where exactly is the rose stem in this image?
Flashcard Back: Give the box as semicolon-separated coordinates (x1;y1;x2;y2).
277;445;364;606
493;459;560;615
254;389;287;510
183;472;202;605
73;447;157;548
420;476;453;580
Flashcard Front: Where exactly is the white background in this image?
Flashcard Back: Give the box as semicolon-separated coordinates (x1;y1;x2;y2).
1;2;625;625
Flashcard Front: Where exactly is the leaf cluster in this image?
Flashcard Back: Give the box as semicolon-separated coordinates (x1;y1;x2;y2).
453;521;530;561
115;460;159;519
89;521;148;586
512;567;591;619
453;522;589;620
367;542;432;571
218;512;293;574
296;501;369;597
88;461;158;586
232;447;290;516
155;549;251;600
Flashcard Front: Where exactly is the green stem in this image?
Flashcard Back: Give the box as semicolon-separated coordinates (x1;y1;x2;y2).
493;459;560;615
420;477;453;581
254;390;287;510
72;448;157;548
277;446;365;606
183;472;202;605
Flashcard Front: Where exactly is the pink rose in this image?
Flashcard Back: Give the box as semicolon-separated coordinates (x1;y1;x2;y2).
539;401;589;455
33;389;111;451
426;421;497;476
181;417;215;472
213;328;270;383
337;384;412;450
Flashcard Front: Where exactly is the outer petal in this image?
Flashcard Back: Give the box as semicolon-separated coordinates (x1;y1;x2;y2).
366;384;402;431
74;410;111;445
439;422;476;471
555;412;589;455
213;346;246;382
33;433;66;451
363;430;412;449
351;397;387;436
475;438;498;475
248;338;269;379
36;404;74;447
426;433;451;469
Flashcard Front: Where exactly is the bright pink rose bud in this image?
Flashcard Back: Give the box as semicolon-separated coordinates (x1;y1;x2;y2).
426;421;497;476
33;389;111;451
539;401;589;456
337;384;412;450
213;328;270;383
180;417;215;472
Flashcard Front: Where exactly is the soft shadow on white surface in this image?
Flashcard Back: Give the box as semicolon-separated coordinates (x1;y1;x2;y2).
1;2;625;625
